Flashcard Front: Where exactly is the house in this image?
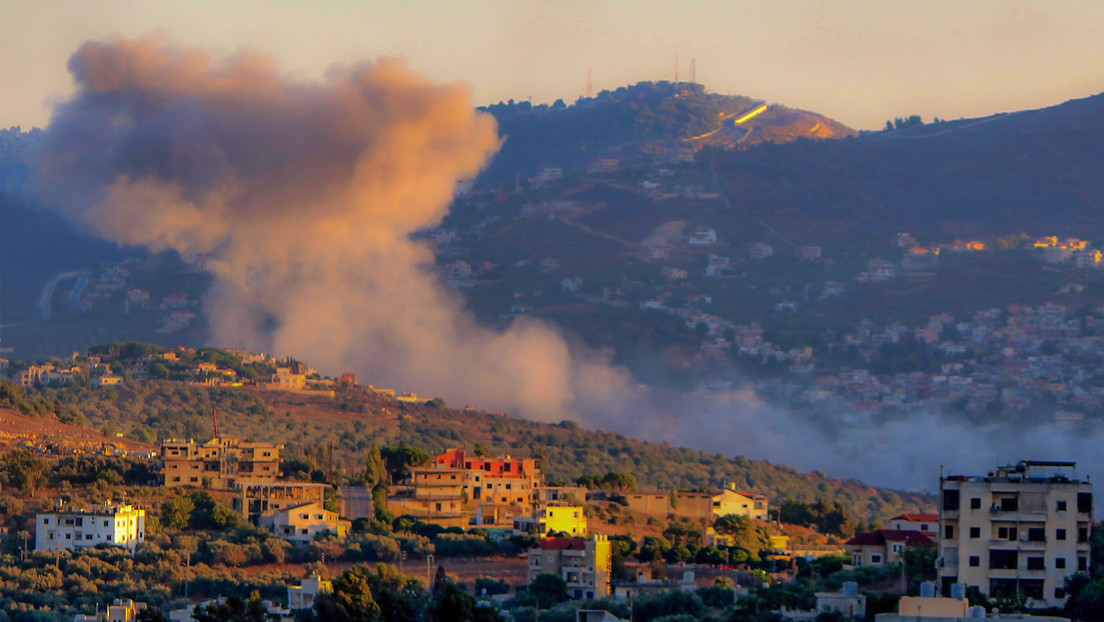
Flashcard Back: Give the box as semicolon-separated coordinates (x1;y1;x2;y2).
513;505;587;536
624;484;768;521
705;254;731;277
73;598;147;622
36;503;146;552
612;570;696;601
845;529;934;567
434;448;541;508
271;367;306;391
528;535;612;600
749;243;774;260
233;481;329;525
160;436;281;489
287;576;332;610
938;460;1092;608
262;501;350;542
888;513;939;537
816;582;866;620
688;228;717;246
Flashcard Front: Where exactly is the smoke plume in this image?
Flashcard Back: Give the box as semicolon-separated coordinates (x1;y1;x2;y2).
34;36;1104;495
36;35;632;422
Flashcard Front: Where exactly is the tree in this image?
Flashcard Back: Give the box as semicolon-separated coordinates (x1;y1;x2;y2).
363;447;387;488
2;450;45;496
161;496;195;531
528;573;567;609
380;446;431;483
317;569;382;622
714;514;772;560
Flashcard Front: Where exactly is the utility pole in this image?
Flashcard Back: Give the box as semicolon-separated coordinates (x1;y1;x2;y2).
427;554;435;588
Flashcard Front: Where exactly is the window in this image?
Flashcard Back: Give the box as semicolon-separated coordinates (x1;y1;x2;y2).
1057;500;1068;512
970;527;981;538
103;521;109;527
106;535;112;541
1057;528;1067;541
944;490;960;511
945;525;954;539
42;519;49;525
436;503;442;511
920;524;928;531
1056;588;1066;600
998;527;1017;540
1079;557;1088;571
870;554;882;564
971;497;981;509
969;556;980;567
989;550;1017;569
1056;557;1066;569
1027;527;1046;542
1027;557;1045;570
1079;527;1089;543
1000;497;1018;511
1078;493;1092;513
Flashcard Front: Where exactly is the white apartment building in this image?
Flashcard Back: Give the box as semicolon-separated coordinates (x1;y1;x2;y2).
36;504;146;552
938;460;1092;608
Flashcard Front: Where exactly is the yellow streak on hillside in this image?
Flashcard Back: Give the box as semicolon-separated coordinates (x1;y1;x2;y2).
734;103;769;125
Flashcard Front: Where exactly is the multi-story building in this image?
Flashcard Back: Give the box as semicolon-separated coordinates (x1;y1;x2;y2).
233;481;329;525
387;468;469;528
938;460;1092;607
35;503;146;552
528;535;612;600
434;448;541;507
160;437;281;489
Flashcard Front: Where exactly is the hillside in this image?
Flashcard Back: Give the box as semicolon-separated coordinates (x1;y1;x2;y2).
479;81;856;181
9;377;934;523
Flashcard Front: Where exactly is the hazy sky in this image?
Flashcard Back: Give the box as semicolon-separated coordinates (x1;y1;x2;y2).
3;0;1103;131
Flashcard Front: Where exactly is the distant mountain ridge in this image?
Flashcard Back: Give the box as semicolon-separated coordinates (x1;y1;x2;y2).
479;80;857;181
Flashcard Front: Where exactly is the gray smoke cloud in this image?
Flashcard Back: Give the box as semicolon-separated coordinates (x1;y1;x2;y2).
36;34;633;422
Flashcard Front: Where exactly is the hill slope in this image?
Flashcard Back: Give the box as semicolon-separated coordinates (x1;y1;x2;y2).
13;379;934;523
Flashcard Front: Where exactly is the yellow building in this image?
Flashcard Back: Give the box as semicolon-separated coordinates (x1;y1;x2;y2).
262;501;350;542
514;505;588;536
528;535;611;600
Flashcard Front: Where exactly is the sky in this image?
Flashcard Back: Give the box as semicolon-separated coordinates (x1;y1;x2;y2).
3;0;1104;131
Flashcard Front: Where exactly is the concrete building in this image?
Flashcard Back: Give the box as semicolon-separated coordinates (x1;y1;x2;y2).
233;481;329;525
36;503;146;552
846;529;935;567
73;598;148;622
889;513;939;537
388;468;469;528
528;535;612;600
287;576;332;610
160;437;281;489
938;460;1092;608
262;501;350;542
624;484;768;522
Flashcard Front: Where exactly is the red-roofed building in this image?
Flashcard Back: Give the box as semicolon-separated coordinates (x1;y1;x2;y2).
434;448;541;508
888;513;939;536
845;530;935;567
528;535;612;600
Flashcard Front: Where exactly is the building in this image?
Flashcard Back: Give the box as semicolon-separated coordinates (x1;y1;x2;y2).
74;598;148;622
287;576;332;610
160;437;281;489
261;501;350;542
889;513;939;537
938;460;1092;608
623;484;768;522
816;582;867;620
337;485;375;521
36;503;146;552
528;535;612;600
388;468;469;528
233;481;329;525
433;448;541;508
513;506;587;536
845;529;934;567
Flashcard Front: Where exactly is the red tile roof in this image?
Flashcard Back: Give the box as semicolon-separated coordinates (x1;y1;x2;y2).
893;513;939;523
846;529;935;547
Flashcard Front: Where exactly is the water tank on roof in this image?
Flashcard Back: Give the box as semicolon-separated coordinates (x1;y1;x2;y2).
920;581;936;598
843;582;858;596
951;583;967;600
968;605;987;618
